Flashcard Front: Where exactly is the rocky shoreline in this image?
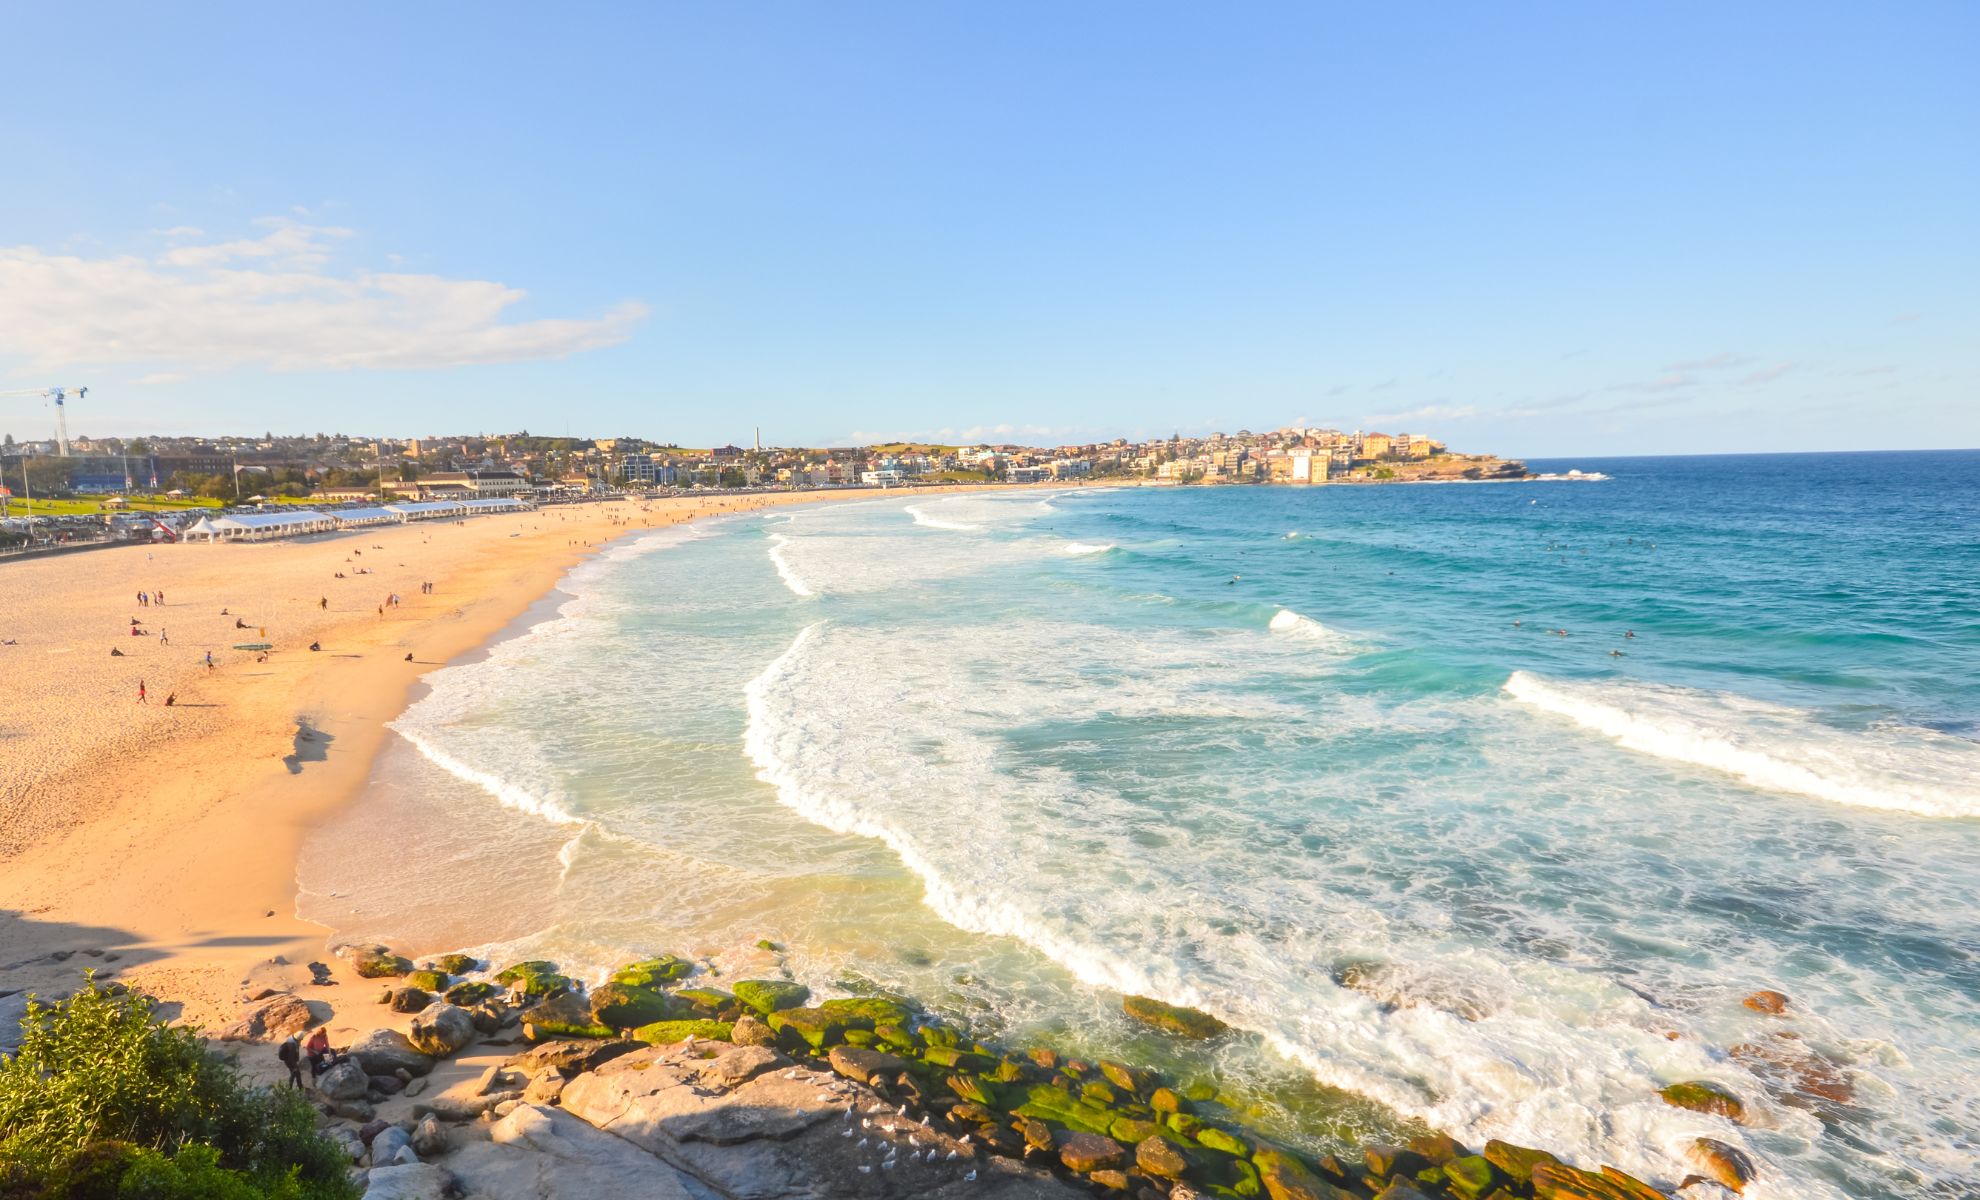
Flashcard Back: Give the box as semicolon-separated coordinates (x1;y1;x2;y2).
176;940;1761;1200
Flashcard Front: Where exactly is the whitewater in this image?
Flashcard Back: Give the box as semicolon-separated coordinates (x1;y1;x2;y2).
305;454;1980;1200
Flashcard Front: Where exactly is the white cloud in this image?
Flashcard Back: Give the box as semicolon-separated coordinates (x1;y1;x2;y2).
1359;403;1478;426
0;220;646;375
844;422;1081;444
1662;352;1748;372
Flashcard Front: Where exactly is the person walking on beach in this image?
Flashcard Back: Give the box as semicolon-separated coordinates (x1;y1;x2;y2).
158;628;168;645
136;679;147;704
277;1033;303;1089
205;650;214;671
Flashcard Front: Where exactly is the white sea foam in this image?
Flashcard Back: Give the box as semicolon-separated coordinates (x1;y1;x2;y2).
1504;671;1980;818
1059;541;1116;556
1268;607;1354;649
766;533;815;597
391;724;584;826
739;621;1826;1196
905;504;981;532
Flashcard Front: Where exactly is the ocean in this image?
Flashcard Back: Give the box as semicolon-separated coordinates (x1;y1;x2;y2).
299;450;1980;1199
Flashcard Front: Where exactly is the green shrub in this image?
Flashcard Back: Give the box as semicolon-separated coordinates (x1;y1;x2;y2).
0;977;357;1199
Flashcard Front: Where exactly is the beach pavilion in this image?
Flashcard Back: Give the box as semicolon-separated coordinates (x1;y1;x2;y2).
330;506;405;530
182;510;337;542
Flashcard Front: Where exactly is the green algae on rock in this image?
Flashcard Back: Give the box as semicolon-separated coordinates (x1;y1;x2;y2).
427;953;476;976
632;1018;734;1044
732;979;810;1015
610;955;693;988
403;969;448;993
520;991;612;1041
1122;994;1230;1038
443;981;497;1007
1657;1079;1746;1121
348;946;413;979
589;981;683;1029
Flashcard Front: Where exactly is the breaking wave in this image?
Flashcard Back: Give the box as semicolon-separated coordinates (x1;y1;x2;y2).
766;532;814;597
1504;671;1980;818
906;504;981;532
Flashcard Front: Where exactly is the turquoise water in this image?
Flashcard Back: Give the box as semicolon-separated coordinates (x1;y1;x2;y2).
302;452;1980;1199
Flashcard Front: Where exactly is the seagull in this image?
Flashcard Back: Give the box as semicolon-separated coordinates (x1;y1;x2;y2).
959;1135;971;1145
920;1115;930;1126
947;1150;959;1161
965;1170;978;1182
858;1139;870;1149
841;1128;854;1138
897;1104;908;1116
882;1160;896;1171
858;1165;872;1175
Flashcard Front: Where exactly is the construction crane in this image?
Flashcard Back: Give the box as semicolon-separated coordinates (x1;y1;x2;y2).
0;385;87;456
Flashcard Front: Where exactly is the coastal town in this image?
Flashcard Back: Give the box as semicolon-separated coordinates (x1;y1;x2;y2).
1;422;1525;551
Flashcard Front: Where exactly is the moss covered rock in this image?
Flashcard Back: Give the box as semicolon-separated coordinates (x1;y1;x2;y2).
732;979;811;1015
1254;1149;1349;1200
350;947;413;979
946;1073;1000;1107
1100;1061;1153;1094
428;953;477;976
1659;1080;1746;1121
674;987;733;1013
1442;1155;1497;1200
1123;995;1229;1039
611;955;693;988
404;969;449;993
495;960;572;995
521;991;613;1041
1014;1083;1118;1136
444;981;497;1007
1482;1141;1560;1185
1530;1162;1666;1200
1109;1116;1162;1144
1196;1126;1249;1157
1686;1137;1755;1193
1136;1134;1190;1178
590;982;684;1030
817;996;910;1027
633;1019;734;1044
766;1006;846;1050
1151;1087;1185;1114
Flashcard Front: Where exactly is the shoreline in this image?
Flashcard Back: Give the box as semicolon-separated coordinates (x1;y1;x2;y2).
0;486;1000;1033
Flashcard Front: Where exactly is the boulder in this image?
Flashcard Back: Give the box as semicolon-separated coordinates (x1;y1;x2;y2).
1442;1155;1498;1200
1687;1138;1755;1192
444;981;497;1007
732;979;810;1015
494;960;572;996
561;1043;1080;1198
317;1059;370;1102
731;1012;778;1047
349;1028;437;1078
590;982;684;1029
410;1115;447;1158
1121;995;1228;1039
408;1003;477;1057
358;1162;455;1200
507;1037;642;1081
1483;1140;1560;1184
388;987;433;1014
1255;1149;1352;1200
1530;1162;1666;1200
443;1103;705;1200
427;953;476;976
522;991;612;1040
403;969;449;992
1741;990;1789;1015
1135;1135;1188;1178
215;994;320;1042
370;1125;413;1166
827;1044;910;1085
610;956;693;987
1658;1080;1747;1121
632;1019;734;1045
674;987;733;1013
342;944;413;979
1058;1132;1126;1172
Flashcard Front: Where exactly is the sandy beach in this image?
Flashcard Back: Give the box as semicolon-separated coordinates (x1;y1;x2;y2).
0;488;920;1026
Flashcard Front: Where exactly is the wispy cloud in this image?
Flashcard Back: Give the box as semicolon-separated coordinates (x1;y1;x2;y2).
844;422;1092;445
1613;371;1699;394
1737;361;1793;385
1661;351;1749;372
1360;403;1477;426
0;219;646;375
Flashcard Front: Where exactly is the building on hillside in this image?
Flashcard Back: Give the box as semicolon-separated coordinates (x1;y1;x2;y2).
1048;458;1092;479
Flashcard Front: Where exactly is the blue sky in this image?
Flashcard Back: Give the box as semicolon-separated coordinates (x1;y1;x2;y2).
1;2;1973;456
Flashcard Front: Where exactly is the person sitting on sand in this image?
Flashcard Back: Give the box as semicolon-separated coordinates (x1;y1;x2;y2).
235;617;248;629
308;641;321;652
164;693;175;706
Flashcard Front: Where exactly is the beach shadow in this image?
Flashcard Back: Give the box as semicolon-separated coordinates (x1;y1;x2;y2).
282;722;334;775
0;911;164;1053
